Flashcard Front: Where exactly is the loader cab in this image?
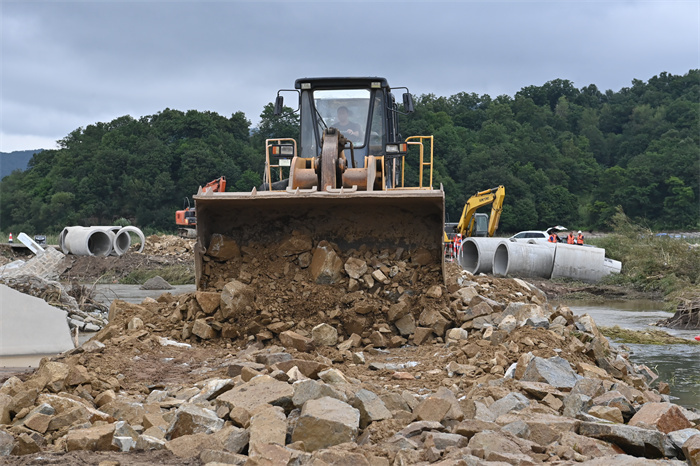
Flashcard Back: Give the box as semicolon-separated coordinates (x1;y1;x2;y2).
276;77;413;188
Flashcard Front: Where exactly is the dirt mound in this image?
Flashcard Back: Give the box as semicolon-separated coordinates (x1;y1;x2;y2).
58;235;195;283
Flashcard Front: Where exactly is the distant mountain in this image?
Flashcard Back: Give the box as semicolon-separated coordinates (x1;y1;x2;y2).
0;150;42;179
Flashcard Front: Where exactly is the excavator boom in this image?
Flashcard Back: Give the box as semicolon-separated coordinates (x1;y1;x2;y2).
455;185;505;237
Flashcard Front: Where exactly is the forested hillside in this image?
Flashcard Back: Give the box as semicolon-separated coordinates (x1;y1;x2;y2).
0;70;697;234
0;150;42;180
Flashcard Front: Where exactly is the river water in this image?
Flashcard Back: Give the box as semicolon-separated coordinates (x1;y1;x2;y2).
564;299;699;410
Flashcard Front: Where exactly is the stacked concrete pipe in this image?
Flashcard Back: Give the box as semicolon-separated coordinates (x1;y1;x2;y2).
459;238;503;274
469;238;622;283
59;226;145;256
551;243;622;282
492;239;556;279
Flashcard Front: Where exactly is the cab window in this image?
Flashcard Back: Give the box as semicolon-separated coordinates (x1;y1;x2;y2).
313;89;370;147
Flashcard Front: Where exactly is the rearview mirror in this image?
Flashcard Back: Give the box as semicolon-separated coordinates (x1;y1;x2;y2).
274;95;284;115
402;93;414;113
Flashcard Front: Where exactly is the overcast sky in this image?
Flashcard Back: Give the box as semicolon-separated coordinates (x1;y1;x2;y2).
1;0;698;152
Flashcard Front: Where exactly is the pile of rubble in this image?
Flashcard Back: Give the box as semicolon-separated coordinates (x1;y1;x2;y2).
0;275;108;333
1;259;699;464
142;235;195;256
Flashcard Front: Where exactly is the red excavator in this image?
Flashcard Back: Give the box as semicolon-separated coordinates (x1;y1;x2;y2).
176;177;226;237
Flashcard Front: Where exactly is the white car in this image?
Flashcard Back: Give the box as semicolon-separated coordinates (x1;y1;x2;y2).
509;226;567;243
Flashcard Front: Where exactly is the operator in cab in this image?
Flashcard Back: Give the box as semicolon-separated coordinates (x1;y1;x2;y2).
334;106;363;143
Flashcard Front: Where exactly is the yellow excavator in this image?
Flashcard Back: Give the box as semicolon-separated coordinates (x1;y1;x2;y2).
193;77;445;290
444;185;505;244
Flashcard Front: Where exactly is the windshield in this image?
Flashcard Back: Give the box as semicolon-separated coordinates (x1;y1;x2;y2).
313;89;370;146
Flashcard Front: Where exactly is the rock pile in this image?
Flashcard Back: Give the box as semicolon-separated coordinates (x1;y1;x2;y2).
142;235;195;256
0;274;108;332
1;260;699;464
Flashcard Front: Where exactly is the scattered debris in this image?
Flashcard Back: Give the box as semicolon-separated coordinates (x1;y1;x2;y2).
1;257;698;464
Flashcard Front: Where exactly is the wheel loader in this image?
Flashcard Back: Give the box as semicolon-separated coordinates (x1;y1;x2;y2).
194;77;445;291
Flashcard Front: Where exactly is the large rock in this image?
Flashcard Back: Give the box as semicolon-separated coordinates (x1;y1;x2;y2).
578;421;667;458
310;241;344;284
351;389;392;428
195;291;221;315
413;396;452;422
277;233;313;257
66;423;116;451
279;330;314;352
520;356;580;389
344;257;368;279
0;430;15;456
591;391;635;422
206;234;241;260
292;379;346;408
166;403;224;439
216;376;293;412
139;276;174;290
628;402;692;434
311;323;338;346
249;405;287;456
488;392;530;419
291;396;360;452
220;280;254;320
468;430;525;458
682;434;700;466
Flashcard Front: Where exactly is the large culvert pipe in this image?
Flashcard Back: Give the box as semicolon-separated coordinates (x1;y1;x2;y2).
492;240;556;279
459;238;503;274
95;226;131;255
62;226;113;256
117;226;145;253
59;228;69;254
551;244;621;282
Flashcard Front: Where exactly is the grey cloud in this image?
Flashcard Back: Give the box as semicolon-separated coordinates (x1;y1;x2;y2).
1;0;697;151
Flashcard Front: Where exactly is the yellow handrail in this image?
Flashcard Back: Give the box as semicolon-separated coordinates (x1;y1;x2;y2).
403;135;434;189
265;138;297;191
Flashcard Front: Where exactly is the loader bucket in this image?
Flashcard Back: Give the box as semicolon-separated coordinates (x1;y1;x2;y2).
194;188;445;291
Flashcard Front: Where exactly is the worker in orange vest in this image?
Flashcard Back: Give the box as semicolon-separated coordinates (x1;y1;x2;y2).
567;232;575;244
577;230;584;245
548;231;558;243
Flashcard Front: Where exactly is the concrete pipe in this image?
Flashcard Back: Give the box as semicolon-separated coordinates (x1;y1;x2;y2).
551;244;621;283
459;238;503;274
95;226;131;255
58;228;69;254
62;226;113;256
117;226;146;253
493;240;556;279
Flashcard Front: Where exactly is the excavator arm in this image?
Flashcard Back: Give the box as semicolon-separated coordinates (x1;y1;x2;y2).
455;185;505;237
